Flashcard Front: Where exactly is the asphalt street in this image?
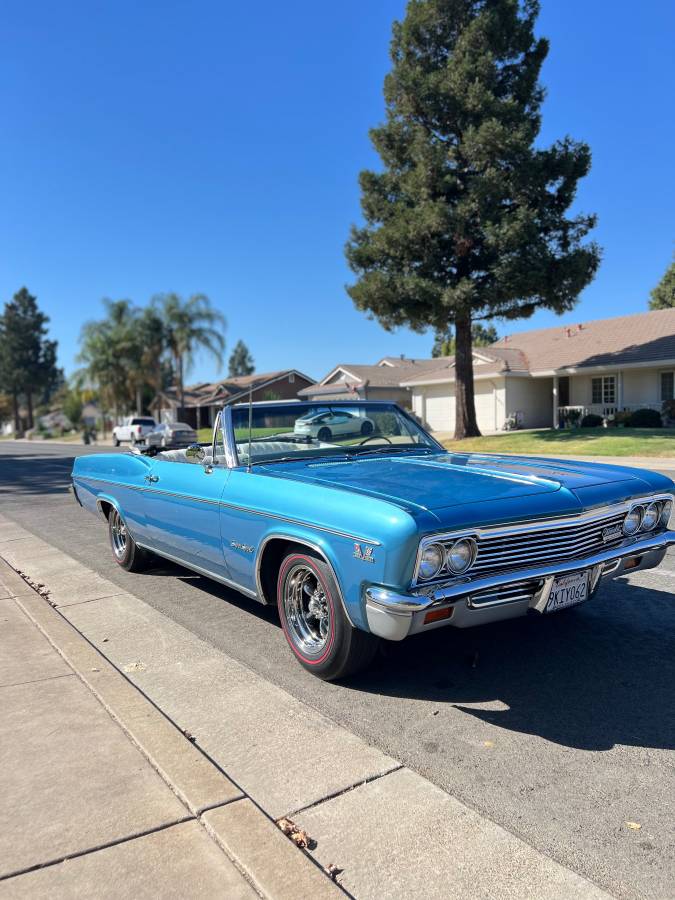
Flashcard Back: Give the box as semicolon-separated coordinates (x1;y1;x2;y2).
1;441;674;899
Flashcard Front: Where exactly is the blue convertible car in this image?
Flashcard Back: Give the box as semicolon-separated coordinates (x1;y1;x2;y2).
71;401;675;680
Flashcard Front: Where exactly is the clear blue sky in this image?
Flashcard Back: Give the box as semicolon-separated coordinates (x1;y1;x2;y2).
1;0;673;384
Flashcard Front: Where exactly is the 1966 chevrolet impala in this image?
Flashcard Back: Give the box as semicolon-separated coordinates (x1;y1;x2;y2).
71;401;675;680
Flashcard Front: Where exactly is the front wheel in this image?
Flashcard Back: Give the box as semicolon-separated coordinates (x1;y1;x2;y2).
108;508;149;572
277;551;379;680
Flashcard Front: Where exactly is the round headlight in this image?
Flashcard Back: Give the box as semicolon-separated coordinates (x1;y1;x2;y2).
447;538;476;574
641;502;660;531
418;544;444;580
623;506;643;535
660;499;673;528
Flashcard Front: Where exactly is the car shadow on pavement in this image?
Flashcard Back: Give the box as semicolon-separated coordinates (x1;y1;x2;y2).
345;577;675;753
0;449;121;497
141;558;281;627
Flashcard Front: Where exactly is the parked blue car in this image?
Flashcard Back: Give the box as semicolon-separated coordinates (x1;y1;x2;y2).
71;401;675;680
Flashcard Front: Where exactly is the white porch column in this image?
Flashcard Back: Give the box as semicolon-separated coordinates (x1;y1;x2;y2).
552;375;559;429
617;370;624;411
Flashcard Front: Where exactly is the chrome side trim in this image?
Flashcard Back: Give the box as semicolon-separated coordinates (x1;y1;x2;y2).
218;501;381;546
76;475;222;506
75;475;381;545
254;532;356;626
136;542;259;599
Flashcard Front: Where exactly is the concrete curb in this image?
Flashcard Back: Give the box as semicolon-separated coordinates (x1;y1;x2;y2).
1;518;615;899
1;559;342;899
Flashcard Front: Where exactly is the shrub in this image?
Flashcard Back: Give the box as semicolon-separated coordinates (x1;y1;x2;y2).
626;408;662;428
580;413;603;428
613;410;632;427
561;408;581;428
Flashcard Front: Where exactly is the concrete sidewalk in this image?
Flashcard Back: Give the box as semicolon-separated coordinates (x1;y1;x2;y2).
0;512;612;899
0;560;339;899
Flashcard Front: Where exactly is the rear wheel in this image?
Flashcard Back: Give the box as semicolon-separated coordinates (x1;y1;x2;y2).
360;420;374;436
277;551;379;680
317;426;332;442
113;436;120;447
108;508;149;572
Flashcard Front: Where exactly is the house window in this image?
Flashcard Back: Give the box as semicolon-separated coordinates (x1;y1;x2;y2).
661;372;674;401
591;376;616;405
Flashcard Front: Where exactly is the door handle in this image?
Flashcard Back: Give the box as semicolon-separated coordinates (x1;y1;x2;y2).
144;474;159;483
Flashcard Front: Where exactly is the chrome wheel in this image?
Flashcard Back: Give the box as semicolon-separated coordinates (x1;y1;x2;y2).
110;509;127;560
283;564;331;655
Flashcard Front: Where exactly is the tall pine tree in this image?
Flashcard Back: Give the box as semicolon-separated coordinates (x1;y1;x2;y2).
346;0;600;437
228;340;255;377
649;255;675;309
0;288;59;431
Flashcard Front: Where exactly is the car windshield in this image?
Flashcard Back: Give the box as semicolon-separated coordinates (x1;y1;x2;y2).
132;418;155;426
229;402;439;466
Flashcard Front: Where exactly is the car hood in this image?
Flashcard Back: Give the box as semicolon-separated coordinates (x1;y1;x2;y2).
267;451;661;520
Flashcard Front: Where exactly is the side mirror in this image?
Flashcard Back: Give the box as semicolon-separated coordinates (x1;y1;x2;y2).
186;444;206;461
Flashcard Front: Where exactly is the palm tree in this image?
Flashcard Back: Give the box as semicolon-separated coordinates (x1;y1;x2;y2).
77;299;138;422
152;293;226;417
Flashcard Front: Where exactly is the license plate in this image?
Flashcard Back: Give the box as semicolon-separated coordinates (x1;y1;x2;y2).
546;570;589;613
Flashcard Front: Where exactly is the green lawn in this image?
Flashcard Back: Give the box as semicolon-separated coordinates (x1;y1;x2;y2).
441;428;675;458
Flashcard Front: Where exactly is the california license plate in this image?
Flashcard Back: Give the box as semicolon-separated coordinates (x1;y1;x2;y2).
546;570;589;612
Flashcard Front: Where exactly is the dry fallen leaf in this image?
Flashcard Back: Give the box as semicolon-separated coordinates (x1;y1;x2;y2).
625;821;642;831
483;740;495;748
276;817;315;850
325;863;342;881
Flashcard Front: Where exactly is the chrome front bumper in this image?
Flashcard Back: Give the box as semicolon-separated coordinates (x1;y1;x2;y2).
364;530;675;641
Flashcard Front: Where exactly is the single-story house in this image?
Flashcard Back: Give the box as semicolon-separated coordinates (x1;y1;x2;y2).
298;357;441;407
150;369;315;428
402;308;675;434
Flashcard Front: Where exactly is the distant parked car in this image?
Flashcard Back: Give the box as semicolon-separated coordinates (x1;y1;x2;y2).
145;422;198;449
294;409;374;442
112;416;157;447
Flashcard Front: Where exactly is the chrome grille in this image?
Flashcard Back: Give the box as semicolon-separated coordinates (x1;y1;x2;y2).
472;511;626;575
467;580;544;608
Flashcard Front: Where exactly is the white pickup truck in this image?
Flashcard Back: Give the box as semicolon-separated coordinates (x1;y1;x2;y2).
112;416;157;447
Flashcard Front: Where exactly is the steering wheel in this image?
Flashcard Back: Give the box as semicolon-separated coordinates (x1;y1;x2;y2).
358;435;393;446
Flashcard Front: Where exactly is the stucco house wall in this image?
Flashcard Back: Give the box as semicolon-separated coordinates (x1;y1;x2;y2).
506;377;552;428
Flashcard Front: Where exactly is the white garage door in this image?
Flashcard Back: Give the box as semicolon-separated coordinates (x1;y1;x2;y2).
473;381;497;433
421;384;455;433
416;381;499;434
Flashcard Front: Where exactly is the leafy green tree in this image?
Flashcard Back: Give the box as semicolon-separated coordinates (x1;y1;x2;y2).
77;299;138;420
153;293;226;416
346;0;600;437
0;288;59;431
432;322;498;357
649;255;675;309
228;340;255;377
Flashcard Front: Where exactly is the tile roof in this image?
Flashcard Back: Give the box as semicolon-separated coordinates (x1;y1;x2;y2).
400;347;529;385
304;360;442;391
492;308;675;373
